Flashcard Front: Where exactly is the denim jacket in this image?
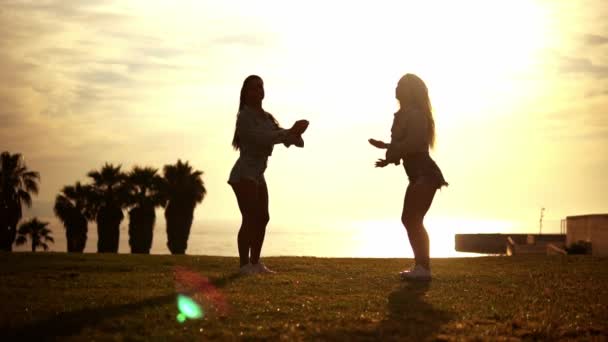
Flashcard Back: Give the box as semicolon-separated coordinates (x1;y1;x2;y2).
385;108;429;164
235;106;289;158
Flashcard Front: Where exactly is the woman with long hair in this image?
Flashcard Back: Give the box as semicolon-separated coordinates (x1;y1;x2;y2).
229;75;309;275
369;73;448;281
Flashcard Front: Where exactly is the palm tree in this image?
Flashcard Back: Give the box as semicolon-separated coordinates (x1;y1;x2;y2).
163;160;206;254
87;163;127;253
126;166;166;254
54;182;93;252
15;218;54;252
0;152;40;251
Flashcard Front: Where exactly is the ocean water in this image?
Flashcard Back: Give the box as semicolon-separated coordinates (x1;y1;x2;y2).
16;218;506;258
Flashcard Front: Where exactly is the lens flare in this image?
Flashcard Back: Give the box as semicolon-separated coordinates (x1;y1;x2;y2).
176;313;187;323
177;294;204;319
173;266;229;323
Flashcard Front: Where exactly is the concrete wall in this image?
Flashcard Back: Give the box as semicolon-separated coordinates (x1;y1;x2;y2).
566;214;608;257
455;234;565;254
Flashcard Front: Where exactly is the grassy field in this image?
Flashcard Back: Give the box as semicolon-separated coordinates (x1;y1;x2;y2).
0;253;606;341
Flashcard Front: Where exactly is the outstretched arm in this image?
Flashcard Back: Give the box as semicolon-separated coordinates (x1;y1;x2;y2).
370;140;394;167
284;133;304;148
291;120;309;135
238;113;289;145
368;139;389;149
238;115;309;147
283;119;309;148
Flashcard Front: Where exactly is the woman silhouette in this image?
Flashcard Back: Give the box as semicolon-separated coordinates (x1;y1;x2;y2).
369;73;447;281
229;75;309;275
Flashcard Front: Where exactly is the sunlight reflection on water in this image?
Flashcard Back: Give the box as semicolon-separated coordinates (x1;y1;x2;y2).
36;218;527;257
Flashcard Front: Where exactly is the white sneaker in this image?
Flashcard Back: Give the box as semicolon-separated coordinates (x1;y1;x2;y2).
399;267;415;277
400;265;431;281
239;263;255;275
251;262;276;274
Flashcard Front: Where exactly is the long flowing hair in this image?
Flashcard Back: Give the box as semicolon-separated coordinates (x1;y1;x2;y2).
396;73;436;148
232;75;280;150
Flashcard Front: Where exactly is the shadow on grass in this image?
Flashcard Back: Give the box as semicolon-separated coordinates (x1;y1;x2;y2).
4;294;176;339
3;271;246;339
211;272;241;288
317;281;453;341
380;281;453;339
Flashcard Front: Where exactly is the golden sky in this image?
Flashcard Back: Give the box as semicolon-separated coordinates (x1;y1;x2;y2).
1;0;607;245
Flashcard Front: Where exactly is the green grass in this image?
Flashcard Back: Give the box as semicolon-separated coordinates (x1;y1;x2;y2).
1;253;607;341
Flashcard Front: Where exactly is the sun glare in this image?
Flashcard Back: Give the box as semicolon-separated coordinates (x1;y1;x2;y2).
349;218;517;258
261;0;552;130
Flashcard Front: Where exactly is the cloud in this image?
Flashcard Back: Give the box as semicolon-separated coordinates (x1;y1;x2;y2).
23;200;56;219
583;34;608;46
540;99;608;144
585;89;608;98
559;56;608;78
0;111;22;129
79;69;133;86
95;58;195;76
550;123;608;142
211;34;270;47
5;0;130;24
138;47;186;59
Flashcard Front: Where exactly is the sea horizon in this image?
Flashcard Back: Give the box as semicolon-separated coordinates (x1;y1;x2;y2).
11;217;564;258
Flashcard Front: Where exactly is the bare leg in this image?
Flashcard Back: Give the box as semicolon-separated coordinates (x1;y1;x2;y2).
250;180;270;264
401;179;437;270
231;179;261;267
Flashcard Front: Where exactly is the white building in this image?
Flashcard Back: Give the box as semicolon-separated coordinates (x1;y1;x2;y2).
564;214;608;256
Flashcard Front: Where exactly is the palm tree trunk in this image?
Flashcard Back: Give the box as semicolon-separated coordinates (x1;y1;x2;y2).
67;213;87;253
0;206;18;251
6;223;17;252
76;215;88;253
0;207;12;251
97;205;123;253
129;205;155;254
7;202;21;251
165;202;194;255
65;214;76;252
66;229;73;252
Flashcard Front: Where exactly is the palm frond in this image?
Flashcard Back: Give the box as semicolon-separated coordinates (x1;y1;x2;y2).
162;160;206;205
17;218;54;250
18;190;33;207
126;166;165;208
87;163;128;211
17;223;31;235
15;235;27;245
23;174;40;194
87;170;102;184
0;152;40;213
54;194;75;225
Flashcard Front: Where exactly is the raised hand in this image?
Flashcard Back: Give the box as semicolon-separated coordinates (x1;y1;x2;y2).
368;138;388;149
290;120;309;135
375;159;390;168
284;132;304;148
